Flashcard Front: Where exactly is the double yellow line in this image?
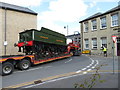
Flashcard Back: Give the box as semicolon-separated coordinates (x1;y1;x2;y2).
3;70;120;89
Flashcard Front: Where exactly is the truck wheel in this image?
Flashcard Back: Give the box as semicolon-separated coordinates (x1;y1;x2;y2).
18;59;31;70
1;62;14;76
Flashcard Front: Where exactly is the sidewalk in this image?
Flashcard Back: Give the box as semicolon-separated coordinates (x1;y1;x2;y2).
84;54;119;59
92;73;119;88
82;54;119;88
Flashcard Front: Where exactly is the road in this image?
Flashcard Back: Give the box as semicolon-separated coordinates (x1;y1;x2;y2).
1;55;119;88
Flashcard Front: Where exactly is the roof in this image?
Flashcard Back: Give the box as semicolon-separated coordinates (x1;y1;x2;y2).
83;12;102;22
0;2;37;15
79;5;120;23
66;33;80;38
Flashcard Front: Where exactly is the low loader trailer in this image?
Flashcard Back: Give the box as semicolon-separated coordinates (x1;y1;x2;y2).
0;54;71;76
0;27;73;76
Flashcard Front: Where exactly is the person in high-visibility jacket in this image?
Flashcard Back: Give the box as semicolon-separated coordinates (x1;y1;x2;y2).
103;46;107;57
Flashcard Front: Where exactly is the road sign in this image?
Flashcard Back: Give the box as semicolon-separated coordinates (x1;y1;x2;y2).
112;36;118;43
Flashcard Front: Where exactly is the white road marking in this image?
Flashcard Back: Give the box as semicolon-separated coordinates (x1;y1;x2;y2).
87;69;91;71
89;58;94;65
44;66;52;68
83;72;87;74
26;67;43;71
76;70;81;73
14;66;53;73
76;58;99;74
76;57;95;73
87;65;90;68
81;68;87;70
65;59;72;63
92;67;95;69
91;60;99;69
93;60;99;67
96;60;99;65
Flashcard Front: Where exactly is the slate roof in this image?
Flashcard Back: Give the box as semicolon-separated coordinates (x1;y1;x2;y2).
79;5;120;23
0;2;37;15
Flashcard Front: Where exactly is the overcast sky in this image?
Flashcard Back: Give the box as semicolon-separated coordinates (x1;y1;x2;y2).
0;0;119;35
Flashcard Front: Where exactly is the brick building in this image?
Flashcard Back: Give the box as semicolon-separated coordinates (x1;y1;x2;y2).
0;2;37;56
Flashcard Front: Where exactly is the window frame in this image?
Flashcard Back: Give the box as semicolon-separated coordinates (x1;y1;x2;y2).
101;37;107;48
91;19;97;31
84;22;89;32
84;39;89;49
92;38;97;49
100;16;107;29
111;13;118;27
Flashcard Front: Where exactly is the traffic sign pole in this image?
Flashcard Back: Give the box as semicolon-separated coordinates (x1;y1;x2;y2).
112;41;115;74
111;36;117;74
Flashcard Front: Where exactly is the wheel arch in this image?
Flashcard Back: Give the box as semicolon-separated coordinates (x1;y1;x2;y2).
22;57;33;64
3;58;16;65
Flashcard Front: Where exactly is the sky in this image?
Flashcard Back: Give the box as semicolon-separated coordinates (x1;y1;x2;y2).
0;0;120;36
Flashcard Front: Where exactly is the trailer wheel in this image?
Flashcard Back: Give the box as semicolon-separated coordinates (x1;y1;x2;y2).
1;62;14;76
18;59;31;70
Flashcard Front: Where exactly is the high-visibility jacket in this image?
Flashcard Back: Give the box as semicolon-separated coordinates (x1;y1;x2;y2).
103;48;107;51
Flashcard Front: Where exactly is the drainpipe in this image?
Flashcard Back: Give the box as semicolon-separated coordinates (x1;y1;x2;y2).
4;7;7;55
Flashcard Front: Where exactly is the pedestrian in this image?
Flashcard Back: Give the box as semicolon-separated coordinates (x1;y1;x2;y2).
102;46;107;57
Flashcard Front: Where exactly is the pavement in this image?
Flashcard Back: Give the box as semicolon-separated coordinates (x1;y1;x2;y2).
86;53;119;58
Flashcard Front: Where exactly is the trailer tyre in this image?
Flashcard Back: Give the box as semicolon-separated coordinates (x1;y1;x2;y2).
1;62;14;76
18;59;31;70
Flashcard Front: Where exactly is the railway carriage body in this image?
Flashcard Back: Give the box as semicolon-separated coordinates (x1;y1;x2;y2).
17;27;68;60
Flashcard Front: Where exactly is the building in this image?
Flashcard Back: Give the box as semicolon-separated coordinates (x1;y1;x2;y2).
66;33;81;45
0;2;37;56
79;5;120;56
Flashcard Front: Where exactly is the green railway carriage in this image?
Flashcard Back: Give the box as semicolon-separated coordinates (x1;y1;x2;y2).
19;27;66;45
17;27;68;59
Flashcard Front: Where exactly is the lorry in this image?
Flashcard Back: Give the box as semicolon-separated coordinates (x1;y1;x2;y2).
0;27;80;76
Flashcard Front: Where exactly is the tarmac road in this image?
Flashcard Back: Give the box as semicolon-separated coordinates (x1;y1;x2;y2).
2;55;119;89
2;55;92;88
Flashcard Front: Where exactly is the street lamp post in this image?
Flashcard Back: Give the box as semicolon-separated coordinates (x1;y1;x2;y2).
64;25;68;36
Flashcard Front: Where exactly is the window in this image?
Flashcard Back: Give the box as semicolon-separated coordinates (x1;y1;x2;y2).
84;22;88;32
101;37;107;48
100;17;107;29
111;13;118;27
92;38;97;49
84;39;89;49
92;19;97;30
